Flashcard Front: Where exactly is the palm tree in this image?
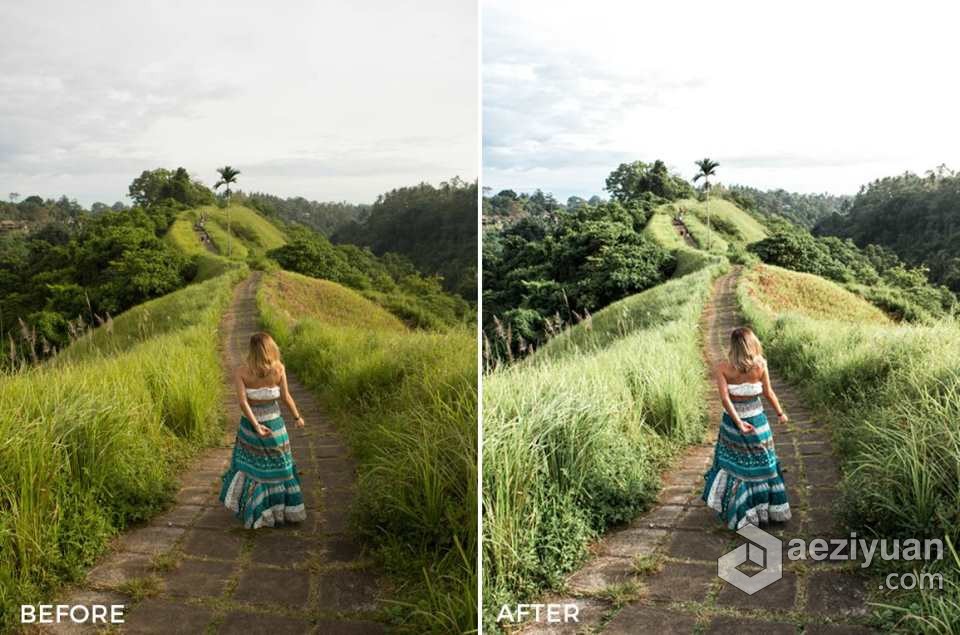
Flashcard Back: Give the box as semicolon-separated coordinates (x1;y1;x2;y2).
214;166;241;256
693;158;719;250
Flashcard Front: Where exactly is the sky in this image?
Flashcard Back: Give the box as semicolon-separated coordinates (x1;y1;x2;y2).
483;0;960;200
0;0;477;206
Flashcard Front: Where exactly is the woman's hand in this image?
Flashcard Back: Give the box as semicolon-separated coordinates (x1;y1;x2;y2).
737;419;755;435
294;415;305;429
254;422;271;437
778;412;789;425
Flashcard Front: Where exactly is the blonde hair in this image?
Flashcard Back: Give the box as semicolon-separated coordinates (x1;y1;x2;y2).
728;327;765;374
247;332;280;378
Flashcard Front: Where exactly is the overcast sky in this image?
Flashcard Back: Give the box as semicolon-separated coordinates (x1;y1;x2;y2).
484;0;960;200
1;0;477;206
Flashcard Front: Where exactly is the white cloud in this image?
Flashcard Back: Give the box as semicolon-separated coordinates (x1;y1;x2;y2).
483;0;960;199
0;0;477;205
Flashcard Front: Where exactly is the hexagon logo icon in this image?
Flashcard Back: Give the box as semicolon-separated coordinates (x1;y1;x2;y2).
717;523;782;594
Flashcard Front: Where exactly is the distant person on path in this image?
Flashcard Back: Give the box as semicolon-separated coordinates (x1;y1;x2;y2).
701;327;792;529
219;332;307;528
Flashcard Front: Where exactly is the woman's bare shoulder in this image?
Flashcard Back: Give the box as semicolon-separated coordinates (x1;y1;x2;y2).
713;360;732;377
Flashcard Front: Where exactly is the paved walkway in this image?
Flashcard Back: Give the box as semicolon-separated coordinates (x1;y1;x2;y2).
48;273;388;634
522;269;876;634
672;218;698;249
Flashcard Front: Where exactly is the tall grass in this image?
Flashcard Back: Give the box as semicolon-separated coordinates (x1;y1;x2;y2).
682;214;729;254
642;212;687;251
0;269;243;629
482;256;727;632
61;267;246;361
199;204;287;252
743;264;891;324
164;215;205;256
737;266;960;632
674;197;769;244
204;219;250;260
256;272;478;633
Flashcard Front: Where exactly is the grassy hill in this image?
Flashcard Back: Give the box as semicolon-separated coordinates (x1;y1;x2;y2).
737;266;960;630
482;243;728;631
199;204;287;253
0;264;247;629
742;264;891;324
257;271;477;631
647;197;767;256
673;197;769;244
61;268;247;361
642;212;687;251
259;270;406;333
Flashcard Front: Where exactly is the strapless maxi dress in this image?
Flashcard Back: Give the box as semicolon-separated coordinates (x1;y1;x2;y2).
701;382;791;529
218;386;306;528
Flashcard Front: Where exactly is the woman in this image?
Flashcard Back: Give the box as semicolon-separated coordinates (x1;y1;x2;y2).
219;332;308;528
701;327;792;529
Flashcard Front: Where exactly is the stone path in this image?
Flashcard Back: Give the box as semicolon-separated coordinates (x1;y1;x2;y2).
521;268;876;634
46;273;388;634
672;218;698;249
193;218;217;254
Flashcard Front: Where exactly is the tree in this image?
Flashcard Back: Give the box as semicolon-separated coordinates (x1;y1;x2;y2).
606;160;695;203
9;193;19;204
214;166;241;256
693;158;720;249
128;169;174;207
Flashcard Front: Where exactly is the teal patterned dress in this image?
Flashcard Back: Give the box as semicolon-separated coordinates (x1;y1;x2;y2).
219;394;306;528
701;381;791;529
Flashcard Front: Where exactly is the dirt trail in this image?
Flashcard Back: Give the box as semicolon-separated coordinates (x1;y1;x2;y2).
52;273;388;634
522;268;875;634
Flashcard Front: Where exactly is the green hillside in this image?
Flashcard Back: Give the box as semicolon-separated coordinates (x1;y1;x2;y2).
674;197;769;243
61;268;246;361
743;264;891;324
642;212;687;251
258;270;477;631
483;243;727;631
259;270;406;333
199;203;287;253
0;263;247;629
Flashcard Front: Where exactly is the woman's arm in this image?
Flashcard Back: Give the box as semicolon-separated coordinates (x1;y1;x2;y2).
235;368;271;437
279;364;305;428
760;360;789;424
715;363;755;434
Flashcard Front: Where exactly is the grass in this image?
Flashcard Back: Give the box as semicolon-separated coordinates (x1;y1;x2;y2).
643;212;688;251
199;204;287;254
164;214;205;256
671;197;769;244
535;261;724;361
259;270;406;333
681;214;729;254
0;268;243;629
737;267;960;632
204;218;250;260
482;254;728;632
743;264;891;324
60;267;248;361
256;272;477;634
